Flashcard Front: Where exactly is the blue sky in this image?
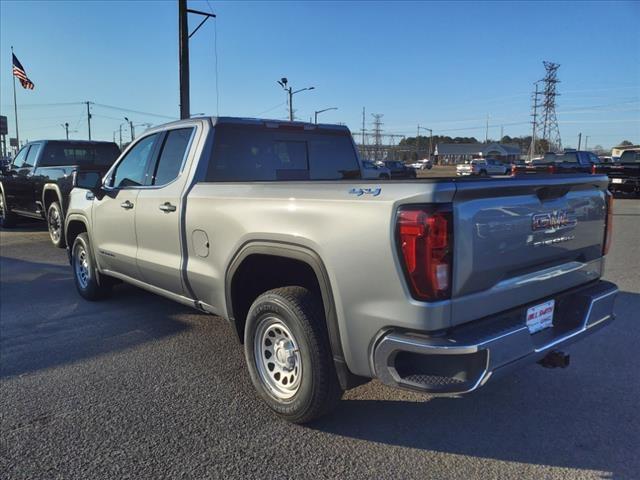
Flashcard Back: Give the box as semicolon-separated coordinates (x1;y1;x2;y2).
1;0;639;149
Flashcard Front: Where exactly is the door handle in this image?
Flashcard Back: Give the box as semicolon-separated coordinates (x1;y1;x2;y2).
159;202;177;213
120;200;134;210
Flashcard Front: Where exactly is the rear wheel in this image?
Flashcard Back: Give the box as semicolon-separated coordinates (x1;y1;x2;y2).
244;286;343;423
72;233;112;301
0;192;17;228
47;201;66;248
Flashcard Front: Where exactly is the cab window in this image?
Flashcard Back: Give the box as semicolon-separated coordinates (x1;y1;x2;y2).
151;128;194;186
24;143;42;168
12;146;30;169
111;134;159;188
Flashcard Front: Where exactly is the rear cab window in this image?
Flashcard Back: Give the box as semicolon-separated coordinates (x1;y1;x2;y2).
206;124;360;181
39;142;120;168
151;128;194;186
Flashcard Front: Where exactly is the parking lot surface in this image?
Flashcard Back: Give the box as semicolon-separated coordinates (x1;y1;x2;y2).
1;200;639;479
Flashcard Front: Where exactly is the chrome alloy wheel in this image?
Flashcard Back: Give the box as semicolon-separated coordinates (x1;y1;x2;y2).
254;317;303;400
48;206;62;242
74;244;90;289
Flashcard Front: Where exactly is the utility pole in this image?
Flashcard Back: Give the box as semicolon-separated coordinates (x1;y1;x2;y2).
577;132;582;150
178;1;216;120
178;0;190;120
500;125;504;142
86;101;92;140
585;136;590;150
416;125;420;158
119;123;123;149
125;117;135;142
61;122;69;140
371;114;384;162
485;115;489;143
361;107;366;146
418;125;433;160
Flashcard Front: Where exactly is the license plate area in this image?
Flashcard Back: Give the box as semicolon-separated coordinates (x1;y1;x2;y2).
526;299;555;334
611;178;623;184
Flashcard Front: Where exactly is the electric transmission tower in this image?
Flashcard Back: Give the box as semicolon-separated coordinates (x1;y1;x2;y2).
535;61;562;153
371;113;384;162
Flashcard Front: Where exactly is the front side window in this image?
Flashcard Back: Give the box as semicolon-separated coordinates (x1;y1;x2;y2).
111;134;159;188
12;146;30;169
152;128;194;186
24;143;42;168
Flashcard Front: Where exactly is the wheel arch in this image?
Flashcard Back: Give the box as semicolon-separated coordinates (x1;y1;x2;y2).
42;183;64;216
65;214;91;259
225;241;363;389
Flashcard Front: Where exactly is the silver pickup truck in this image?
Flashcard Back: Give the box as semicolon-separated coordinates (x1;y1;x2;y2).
65;117;618;423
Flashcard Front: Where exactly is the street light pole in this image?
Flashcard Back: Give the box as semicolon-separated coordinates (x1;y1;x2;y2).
61;122;69;140
314;107;338;124
277;78;314;121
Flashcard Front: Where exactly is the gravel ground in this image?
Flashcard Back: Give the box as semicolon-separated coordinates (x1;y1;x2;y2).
1;199;638;479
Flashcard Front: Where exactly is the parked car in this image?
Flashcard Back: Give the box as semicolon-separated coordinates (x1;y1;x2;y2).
512;150;599;175
383;160;417;178
410;159;432;170
593;148;640;196
361;160;391;179
457;158;509;176
0;140;120;246
65;117;617;423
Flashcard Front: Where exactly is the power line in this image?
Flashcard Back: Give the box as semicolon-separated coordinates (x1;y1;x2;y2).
91;103;176;120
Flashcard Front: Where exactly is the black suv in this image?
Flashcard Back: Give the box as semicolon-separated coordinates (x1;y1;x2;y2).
0;140;120;246
383;160;417;179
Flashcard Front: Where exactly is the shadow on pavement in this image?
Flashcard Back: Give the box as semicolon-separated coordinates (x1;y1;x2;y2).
0;256;192;378
311;290;640;477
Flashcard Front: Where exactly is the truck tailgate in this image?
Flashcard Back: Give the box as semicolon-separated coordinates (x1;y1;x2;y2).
450;174;610;326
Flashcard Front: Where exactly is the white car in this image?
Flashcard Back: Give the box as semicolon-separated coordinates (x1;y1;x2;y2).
361;160;391;179
410;159;432;170
456;158;509;176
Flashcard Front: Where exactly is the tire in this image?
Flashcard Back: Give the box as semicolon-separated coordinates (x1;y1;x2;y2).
71;233;112;301
47;201;66;248
0;191;18;228
244;286;343;423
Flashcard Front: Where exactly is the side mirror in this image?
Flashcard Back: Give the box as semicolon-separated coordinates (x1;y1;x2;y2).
73;170;102;192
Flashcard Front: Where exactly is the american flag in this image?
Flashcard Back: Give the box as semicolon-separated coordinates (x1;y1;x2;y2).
12;53;35;90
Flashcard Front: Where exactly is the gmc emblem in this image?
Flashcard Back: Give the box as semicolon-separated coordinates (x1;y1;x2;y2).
532;210;577;232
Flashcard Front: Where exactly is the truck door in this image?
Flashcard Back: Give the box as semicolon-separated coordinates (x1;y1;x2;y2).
7;143;43;213
135;127;196;295
2;145;30;211
93;133;161;280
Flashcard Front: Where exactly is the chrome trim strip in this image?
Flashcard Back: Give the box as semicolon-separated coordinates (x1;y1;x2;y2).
494;261;586;290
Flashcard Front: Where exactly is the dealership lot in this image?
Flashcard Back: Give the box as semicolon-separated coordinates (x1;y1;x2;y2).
1;200;638;479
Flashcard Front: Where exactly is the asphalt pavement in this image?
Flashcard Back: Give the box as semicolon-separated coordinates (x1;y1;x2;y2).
1;200;639;479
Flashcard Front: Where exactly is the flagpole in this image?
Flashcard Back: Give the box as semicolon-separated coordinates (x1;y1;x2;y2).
11;46;20;149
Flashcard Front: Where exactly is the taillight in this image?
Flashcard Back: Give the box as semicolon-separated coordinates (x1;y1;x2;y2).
603;192;613;255
510;164;517;176
396;206;453;301
591;164;597;174
548;164;556;174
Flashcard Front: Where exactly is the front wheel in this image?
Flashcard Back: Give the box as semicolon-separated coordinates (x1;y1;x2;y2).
72;233;112;301
47;201;66;248
244;287;343;423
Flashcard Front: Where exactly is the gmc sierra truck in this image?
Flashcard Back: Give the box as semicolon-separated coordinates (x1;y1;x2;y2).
64;117;618;423
0;140;120;246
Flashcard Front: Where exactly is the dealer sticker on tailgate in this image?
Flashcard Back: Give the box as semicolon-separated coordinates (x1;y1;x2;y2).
526;299;555;334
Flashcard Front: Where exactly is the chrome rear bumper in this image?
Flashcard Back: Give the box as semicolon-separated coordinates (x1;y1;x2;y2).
372;280;618;395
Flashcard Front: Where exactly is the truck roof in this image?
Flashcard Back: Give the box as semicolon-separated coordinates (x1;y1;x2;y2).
157;116;351;134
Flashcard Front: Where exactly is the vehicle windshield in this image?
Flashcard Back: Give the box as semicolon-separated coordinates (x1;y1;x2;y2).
39;142;121;167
